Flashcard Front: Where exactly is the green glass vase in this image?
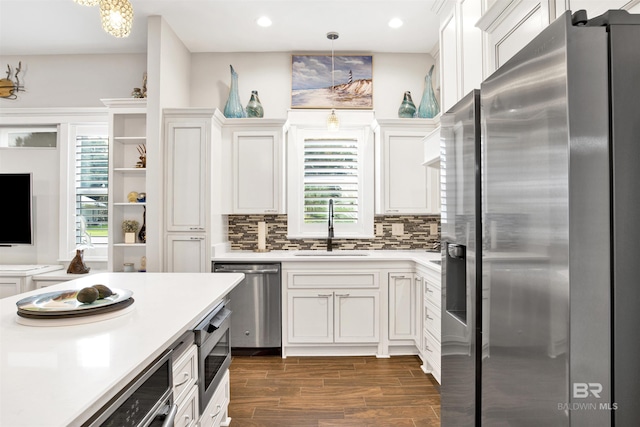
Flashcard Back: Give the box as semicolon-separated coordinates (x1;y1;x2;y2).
418;65;440;118
246;90;264;118
223;65;246;118
398;91;417;118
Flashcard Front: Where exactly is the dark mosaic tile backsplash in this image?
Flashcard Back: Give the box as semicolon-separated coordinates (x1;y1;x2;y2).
228;215;441;251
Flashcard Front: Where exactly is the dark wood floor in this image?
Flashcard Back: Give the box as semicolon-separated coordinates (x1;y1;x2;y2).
228;355;441;426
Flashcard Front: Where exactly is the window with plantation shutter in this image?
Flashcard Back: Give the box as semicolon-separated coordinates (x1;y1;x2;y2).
74;131;109;248
304;138;359;224
288;125;374;239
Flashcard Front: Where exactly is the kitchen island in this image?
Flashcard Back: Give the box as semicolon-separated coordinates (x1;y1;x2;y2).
0;272;243;427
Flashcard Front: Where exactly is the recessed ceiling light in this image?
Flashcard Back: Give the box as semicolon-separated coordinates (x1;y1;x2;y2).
257;16;272;27
388;18;403;29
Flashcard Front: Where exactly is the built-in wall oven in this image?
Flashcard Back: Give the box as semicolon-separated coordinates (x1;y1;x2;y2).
85;349;177;427
193;301;232;415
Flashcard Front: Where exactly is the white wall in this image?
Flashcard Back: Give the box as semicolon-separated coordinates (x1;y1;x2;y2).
190;52;435;119
0;54;147;108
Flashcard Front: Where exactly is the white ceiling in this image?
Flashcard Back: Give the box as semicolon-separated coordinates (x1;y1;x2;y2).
0;0;443;56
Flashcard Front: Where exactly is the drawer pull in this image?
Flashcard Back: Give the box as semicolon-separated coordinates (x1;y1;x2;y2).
184;414;191;423
175;372;190;387
426;287;434;293
426;345;433;353
317;293;332;297
426;315;433;320
210;404;222;419
335;293;350;297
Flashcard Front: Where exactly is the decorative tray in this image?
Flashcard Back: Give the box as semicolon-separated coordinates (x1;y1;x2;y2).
16;288;133;318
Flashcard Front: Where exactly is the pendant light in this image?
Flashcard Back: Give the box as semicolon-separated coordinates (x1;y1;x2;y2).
327;31;340;131
73;0;100;5
100;0;134;38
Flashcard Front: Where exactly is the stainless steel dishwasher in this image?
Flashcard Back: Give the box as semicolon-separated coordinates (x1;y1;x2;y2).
212;262;281;356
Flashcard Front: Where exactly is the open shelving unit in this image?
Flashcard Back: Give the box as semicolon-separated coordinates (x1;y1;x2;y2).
102;98;148;272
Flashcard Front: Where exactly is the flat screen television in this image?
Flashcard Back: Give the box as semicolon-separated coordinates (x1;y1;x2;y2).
0;173;34;245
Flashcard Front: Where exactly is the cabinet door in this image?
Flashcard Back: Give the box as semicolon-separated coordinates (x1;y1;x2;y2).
389;273;417;340
383;132;430;214
440;9;459;112
0;278;22;298
287;291;333;343
488;1;550;73
233;131;282;214
166;234;208;272
459;0;484;95
334;291;379;343
166;122;208;232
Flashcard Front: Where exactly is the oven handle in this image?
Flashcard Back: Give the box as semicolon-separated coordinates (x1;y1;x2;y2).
206;307;232;333
161;404;178;427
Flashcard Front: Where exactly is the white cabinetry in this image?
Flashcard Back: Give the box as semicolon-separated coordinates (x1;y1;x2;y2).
439;0;484;111
173;343;199;427
199;370;231;427
288;290;379;344
376;119;439;214
0;277;22;298
222;119;286;214
103;99;147;272
417;264;442;384
388;272;418;342
163;110;213;272
283;268;381;355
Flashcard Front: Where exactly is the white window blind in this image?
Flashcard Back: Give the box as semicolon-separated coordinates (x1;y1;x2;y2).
75;135;109;247
304;138;358;224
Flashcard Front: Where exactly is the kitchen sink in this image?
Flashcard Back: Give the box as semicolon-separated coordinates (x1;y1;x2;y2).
294;251;370;257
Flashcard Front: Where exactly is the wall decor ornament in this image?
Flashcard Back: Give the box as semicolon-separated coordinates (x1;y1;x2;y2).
291;55;373;109
136;143;146;168
0;62;24;99
122;219;139;244
418;65;440;118
138;206;146;243
223;65;246;118
246;90;264;118
398;91;417;118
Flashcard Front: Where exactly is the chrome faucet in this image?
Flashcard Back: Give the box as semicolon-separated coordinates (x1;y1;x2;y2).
327;199;334;251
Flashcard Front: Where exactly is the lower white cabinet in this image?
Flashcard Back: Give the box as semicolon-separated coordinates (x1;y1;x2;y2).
172;343;199;427
199;370;231;427
388;272;418;342
166;234;208;273
287;290;379;344
0;277;22;298
417;265;442;383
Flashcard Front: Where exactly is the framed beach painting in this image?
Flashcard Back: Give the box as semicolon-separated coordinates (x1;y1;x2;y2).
291;55;373;109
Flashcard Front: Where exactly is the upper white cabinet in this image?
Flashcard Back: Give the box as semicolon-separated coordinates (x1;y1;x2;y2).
376;119;439;214
163;109;215;272
103;98;148;272
439;0;484;112
221;119;286;214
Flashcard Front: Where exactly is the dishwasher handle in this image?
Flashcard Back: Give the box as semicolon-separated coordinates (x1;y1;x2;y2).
214;268;279;274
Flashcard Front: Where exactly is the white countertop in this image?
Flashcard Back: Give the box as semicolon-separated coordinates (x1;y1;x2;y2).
0;272;244;427
213;249;442;271
0;264;64;277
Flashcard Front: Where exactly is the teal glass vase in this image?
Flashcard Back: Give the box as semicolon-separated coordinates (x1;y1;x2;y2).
223;65;246;118
246;90;264;118
417;65;440;118
398;91;417;118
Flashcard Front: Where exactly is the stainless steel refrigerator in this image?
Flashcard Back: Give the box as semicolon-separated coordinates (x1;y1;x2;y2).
441;10;640;427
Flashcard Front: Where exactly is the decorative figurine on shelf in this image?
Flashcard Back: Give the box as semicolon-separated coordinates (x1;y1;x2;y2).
127;191;139;203
0;62;24;99
131;87;143;98
122;220;140;244
140;256;147;272
138;206;147;243
417;65;440;118
223;65;246;118
136;143;146;168
136;192;146;203
142;72;147;98
67;249;91;274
